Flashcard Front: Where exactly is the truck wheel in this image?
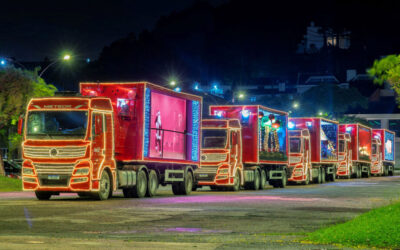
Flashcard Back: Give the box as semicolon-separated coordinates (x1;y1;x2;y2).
93;170;112;200
302;171;310;185
133;169;147;198
321;168;326;183
330;171;336;182
356;166;362;178
384;166;389;176
389;166;394;176
146;170;159;197
279;170;287;188
181;171;194;195
317;168;322;184
251;169;260;190
231;172;241;191
260;170;267;190
35;191;52;200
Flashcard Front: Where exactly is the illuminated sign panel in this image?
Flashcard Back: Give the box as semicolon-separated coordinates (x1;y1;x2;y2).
384;131;394;161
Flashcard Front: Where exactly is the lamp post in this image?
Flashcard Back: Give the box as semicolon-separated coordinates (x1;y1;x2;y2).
39;54;71;78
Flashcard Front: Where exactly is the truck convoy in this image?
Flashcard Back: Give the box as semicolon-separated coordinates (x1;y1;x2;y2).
20;82;202;200
19;82;396;200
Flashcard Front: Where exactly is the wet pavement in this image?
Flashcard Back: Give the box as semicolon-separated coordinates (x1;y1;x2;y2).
0;175;399;249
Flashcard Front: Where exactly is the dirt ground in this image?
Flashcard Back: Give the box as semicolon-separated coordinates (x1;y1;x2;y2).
1;175;399;249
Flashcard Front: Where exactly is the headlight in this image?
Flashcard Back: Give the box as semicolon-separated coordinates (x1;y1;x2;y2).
22;168;34;175
74;168;89;176
71;177;88;183
23;177;37;183
218;168;229;174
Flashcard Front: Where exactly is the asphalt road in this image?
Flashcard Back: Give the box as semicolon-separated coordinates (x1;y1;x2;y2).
1;175;400;249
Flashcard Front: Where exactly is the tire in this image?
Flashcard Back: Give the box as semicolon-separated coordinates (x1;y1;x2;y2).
279;170;287;188
180;171;194;195
146;170;159;197
270;180;280;188
356;166;362;179
302;170;310;185
231;172;241;191
173;170;194;195
321;168;326;183
260;169;267;190
317;168;322;184
210;186;218;191
93;170;112;200
384;166;389;176
133;169;147;198
330;170;336;182
35;191;52;200
251;169;260;190
172;183;181;195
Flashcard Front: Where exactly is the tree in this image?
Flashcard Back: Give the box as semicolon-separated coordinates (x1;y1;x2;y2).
0;67;57;175
292;84;368;119
368;54;400;105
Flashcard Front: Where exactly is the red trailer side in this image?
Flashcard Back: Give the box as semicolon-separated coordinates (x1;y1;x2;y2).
372;129;395;175
339;124;372;177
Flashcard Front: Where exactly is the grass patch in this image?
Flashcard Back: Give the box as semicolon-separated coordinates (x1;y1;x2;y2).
305;201;400;248
0;176;22;192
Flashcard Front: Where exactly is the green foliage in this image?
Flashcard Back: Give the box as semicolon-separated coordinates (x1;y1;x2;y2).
0;176;21;192
292;84;368;119
368;54;400;106
0;67;57;157
306;200;400;248
338;116;370;127
0;67;57;129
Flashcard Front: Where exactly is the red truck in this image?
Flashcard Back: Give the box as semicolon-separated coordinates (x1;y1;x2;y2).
20;82;202;200
337;124;372;178
372;129;395;176
195;105;290;190
288;118;339;184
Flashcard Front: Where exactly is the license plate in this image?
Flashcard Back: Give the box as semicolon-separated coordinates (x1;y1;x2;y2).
48;175;60;180
199;174;208;177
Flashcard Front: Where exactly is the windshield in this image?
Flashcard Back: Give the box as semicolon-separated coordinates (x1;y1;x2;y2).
289;138;301;153
202;129;227;149
372;143;377;155
26;111;88;139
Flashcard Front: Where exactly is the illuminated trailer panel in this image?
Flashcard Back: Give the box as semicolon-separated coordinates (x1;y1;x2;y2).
209;105;288;164
289;118;338;163
81;82;202;164
373;129;395;163
339;124;372;163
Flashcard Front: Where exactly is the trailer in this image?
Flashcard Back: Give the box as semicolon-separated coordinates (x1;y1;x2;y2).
195;105;289;190
372;129;395;176
20;82;202;200
338;124;372;178
288;118;339;183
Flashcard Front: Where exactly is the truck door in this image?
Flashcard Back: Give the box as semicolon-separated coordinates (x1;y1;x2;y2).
230;130;239;176
91;113;105;179
303;137;310;174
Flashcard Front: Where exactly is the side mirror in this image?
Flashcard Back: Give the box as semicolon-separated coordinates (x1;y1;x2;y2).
18;115;24;135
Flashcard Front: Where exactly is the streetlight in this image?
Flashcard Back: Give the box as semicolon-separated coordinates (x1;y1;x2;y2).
39;53;71;78
0;57;26;68
238;93;245;99
170;81;176;87
318;111;323;116
293;102;299;108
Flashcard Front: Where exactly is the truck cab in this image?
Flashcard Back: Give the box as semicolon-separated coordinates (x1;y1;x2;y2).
195;119;243;191
21;97;116;200
288;129;311;184
371;138;382;175
337;133;353;178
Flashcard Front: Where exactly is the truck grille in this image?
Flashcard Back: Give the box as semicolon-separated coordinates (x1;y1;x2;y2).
24;146;86;158
39;175;70;187
201;153;227;162
196;166;218;174
34;163;75;175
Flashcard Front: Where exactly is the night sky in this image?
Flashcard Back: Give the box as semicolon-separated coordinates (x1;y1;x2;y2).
0;0;226;61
